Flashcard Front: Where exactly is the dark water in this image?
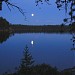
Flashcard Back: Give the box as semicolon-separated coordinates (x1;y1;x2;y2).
0;33;75;74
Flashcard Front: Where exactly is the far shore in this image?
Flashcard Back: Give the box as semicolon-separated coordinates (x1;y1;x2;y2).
0;25;72;33
1;24;75;33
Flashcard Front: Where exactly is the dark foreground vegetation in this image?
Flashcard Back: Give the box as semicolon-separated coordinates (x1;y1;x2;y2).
3;45;75;75
0;17;75;33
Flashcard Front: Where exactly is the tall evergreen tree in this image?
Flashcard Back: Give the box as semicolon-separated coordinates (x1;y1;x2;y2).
18;45;34;75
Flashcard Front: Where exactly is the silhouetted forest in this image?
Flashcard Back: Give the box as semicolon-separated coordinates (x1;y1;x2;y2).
10;24;70;33
70;22;75;32
0;17;75;33
0;17;75;45
3;45;75;75
0;17;9;31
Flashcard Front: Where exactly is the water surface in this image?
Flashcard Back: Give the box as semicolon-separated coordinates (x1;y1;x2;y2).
0;33;75;74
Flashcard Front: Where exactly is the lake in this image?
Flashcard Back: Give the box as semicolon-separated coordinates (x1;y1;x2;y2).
0;32;75;74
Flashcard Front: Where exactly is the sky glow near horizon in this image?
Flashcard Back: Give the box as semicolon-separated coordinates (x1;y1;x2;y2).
0;0;69;25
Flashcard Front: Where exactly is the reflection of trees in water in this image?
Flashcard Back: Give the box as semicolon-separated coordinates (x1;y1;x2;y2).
70;32;75;73
71;32;75;50
0;32;11;44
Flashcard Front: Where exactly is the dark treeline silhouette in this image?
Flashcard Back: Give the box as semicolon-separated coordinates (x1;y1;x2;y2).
9;24;70;33
3;45;75;75
0;17;9;31
0;17;75;33
70;22;75;32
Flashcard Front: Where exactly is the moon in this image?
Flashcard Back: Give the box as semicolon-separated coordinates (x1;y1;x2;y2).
31;14;34;16
31;40;34;45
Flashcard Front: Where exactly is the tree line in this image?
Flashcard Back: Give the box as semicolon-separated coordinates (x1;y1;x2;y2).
0;17;9;30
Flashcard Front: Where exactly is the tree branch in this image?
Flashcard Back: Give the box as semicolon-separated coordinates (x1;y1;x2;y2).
5;1;25;16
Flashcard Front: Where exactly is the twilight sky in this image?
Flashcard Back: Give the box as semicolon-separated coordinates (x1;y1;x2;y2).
0;0;68;25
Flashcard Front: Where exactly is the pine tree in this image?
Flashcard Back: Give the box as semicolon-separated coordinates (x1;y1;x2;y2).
18;45;34;75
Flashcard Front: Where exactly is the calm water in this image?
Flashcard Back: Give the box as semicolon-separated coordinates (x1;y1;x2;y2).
0;33;75;74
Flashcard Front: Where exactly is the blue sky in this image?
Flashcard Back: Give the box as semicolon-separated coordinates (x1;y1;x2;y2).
0;0;68;25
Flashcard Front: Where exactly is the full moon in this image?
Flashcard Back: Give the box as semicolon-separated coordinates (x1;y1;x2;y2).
31;14;34;16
